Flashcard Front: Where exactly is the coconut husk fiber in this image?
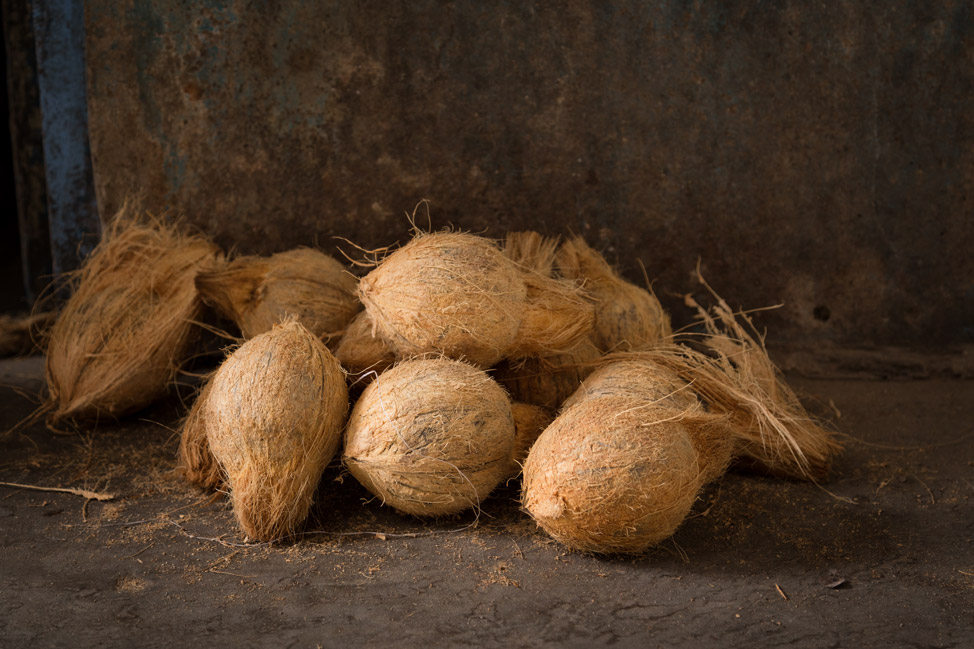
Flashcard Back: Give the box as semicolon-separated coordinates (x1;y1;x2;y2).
333;310;397;385
493;232;600;409
176;378;222;491
204;319;349;541
0;311;54;357
195;247;360;343
502;231;596;358
343;358;515;517
357;231;593;368
562;359;736;484
44;209;222;424
493;339;602;410
555;236;671;353
507;402;554;478
677;280;841;480
522;394;708;554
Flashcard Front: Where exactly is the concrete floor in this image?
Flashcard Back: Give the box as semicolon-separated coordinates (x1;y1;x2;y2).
1;355;971;648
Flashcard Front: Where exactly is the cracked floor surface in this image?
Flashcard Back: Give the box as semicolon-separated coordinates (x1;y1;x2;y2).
1;356;971;648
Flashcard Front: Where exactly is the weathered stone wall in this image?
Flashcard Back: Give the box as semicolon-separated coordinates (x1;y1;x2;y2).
85;1;974;347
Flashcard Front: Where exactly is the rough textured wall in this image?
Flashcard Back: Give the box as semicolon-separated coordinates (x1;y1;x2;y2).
85;1;974;347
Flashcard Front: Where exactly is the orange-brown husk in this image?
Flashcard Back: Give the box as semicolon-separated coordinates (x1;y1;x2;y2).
555;236;670;352
358;232;527;367
507;402;555;478
502;231;596;358
522;395;705;554
195;247;360;342
44;209;222;423
176;378;222;491
343;358;515;516
334;309;397;384
203;319;349;541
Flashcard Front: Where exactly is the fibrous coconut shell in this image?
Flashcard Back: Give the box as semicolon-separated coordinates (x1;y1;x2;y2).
358;231;593;367
44;211;222;423
195;247;360;342
334;309;396;384
522;395;704;554
507;402;554;478
358;232;527;367
564;358;735;483
343;358;515;516
204;319;349;541
493;339;602;410
555;236;671;352
176;378;222;491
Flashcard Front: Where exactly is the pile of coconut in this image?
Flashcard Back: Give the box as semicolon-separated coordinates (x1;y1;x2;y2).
31;206;839;552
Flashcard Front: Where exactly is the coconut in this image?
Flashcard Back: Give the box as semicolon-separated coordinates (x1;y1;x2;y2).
176;378;222;491
343;358;515;516
44;210;222;423
522;394;705;554
555;236;671;352
507;402;554;478
493;339;602;410
195;247;360;342
357;231;593;367
204;319;348;541
563;358;736;483
333;310;396;383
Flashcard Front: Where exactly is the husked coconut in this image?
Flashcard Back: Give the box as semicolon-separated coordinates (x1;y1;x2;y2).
523;395;705;554
204;319;348;541
333;310;396;383
45;209;222;424
357;231;593;367
343;358;514;516
556;236;671;352
195;247;360;342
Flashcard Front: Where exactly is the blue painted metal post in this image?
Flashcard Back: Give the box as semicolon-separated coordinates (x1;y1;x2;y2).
32;0;100;276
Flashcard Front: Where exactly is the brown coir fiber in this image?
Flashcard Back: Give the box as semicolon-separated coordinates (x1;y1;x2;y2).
357;231;593;367
204;319;348;541
495;232;600;408
522;394;706;554
493;339;602;410
507;402;554;478
555;236;671;352
195;247;360;342
176;378;222;491
44;211;221;424
333;310;396;384
676;284;840;480
562;359;736;484
502;231;595;358
343;358;515;516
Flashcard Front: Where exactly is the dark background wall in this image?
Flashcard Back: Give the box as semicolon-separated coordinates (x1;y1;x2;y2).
23;1;974;348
